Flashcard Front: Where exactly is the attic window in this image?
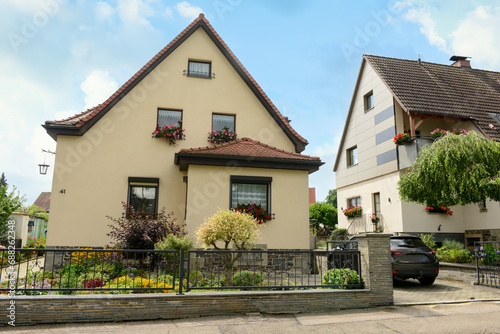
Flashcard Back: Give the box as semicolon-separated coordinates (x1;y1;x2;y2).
157;109;182;127
212;114;235;131
364;91;374;111
188;60;212;78
347;146;358;167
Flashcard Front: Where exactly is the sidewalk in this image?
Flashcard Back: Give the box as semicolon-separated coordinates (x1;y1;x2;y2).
3;278;500;333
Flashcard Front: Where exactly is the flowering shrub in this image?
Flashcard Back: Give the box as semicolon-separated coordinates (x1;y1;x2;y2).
478;244;500;266
393;132;411;145
343;206;362;218
425;205;453;216
85;278;106;289
234;203;272;224
208;126;236;144
196;209;261;250
370;214;380;223
152;120;185;145
25;236;46;249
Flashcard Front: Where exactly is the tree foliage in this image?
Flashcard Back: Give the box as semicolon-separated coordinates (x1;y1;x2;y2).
0;185;26;237
398;131;500;207
309;202;337;228
0;173;7;188
107;202;187;249
24;204;49;222
196;209;260;250
325;189;338;208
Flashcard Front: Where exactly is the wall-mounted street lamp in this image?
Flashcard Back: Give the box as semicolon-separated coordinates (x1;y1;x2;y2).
38;148;55;175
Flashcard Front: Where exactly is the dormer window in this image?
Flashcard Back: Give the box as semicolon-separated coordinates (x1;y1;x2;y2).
188;60;211;78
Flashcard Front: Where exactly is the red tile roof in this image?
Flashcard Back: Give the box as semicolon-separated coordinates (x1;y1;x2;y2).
44;14;308;152
178;137;320;161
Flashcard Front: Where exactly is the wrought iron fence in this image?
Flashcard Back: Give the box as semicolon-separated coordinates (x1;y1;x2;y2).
475;241;500;288
0;248;362;295
0;248;177;294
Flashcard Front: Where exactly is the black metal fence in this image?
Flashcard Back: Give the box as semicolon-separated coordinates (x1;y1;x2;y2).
0;248;362;295
475;241;500;288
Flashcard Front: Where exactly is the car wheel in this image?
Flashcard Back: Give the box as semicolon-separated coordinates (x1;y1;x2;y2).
418;277;435;285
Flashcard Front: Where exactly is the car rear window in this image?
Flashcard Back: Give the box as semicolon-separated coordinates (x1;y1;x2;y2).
390;237;430;250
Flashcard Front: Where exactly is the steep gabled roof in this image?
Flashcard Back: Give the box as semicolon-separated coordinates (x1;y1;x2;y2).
175;137;323;173
43;14;308;153
334;55;500;171
33;192;51;212
365;55;500;140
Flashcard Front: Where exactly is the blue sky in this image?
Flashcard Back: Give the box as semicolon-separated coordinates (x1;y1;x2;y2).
1;0;500;205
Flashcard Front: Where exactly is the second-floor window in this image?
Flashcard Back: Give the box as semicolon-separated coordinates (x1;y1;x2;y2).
158;109;182;127
188;60;211;78
212;114;235;131
347;146;358;167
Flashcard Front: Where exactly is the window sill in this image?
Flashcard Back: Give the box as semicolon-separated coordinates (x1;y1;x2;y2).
364;107;374;113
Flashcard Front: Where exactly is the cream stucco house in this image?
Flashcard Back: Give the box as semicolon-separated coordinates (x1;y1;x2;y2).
334;55;500;248
43;14;323;249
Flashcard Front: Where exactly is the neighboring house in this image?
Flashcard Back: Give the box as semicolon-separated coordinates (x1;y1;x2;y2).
334;55;500;247
43;14;323;249
9;212;47;247
33;192;51;213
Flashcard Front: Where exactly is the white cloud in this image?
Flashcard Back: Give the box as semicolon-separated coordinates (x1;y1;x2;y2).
117;0;154;26
96;1;115;20
164;7;174;19
451;6;500;71
404;8;449;53
80;70;119;109
176;1;203;21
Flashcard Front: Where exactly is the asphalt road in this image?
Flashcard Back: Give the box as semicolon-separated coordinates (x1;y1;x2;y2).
3;278;500;333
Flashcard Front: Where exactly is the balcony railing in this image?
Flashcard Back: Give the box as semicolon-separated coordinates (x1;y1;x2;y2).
397;137;433;169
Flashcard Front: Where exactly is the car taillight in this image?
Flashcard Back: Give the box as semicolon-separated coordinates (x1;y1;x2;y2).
391;250;402;256
428;249;436;255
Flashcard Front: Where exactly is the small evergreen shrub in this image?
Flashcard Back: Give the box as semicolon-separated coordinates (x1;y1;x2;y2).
330;228;349;241
322;268;361;288
442;239;465;250
232;271;262;286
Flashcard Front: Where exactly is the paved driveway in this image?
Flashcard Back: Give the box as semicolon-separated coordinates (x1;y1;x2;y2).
394;277;500;304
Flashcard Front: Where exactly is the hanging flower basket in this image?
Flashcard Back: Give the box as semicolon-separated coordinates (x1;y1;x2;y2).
153;120;185;145
425;205;453;216
370;214;380;223
393;132;411;145
234;203;272;224
208;126;237;144
343;206;362;218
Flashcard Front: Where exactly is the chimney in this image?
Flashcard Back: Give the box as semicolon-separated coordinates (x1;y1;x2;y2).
450;55;471;69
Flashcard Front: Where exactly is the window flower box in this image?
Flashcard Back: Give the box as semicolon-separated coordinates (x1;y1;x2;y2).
425;205;453;216
234;203;272;224
393;132;411;145
343;206;362;218
208;126;236;144
152;120;185;145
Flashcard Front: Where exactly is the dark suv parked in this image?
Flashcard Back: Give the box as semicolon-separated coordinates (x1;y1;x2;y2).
391;235;439;285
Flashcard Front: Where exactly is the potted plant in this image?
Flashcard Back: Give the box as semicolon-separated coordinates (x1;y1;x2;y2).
425;205;453;216
343;206;362;218
370;214;380;223
430;128;447;139
152;120;185;145
233;203;272;224
393;132;411;145
208;126;237;144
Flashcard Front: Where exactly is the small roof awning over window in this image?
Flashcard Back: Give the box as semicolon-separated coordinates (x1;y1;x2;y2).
175;138;324;174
